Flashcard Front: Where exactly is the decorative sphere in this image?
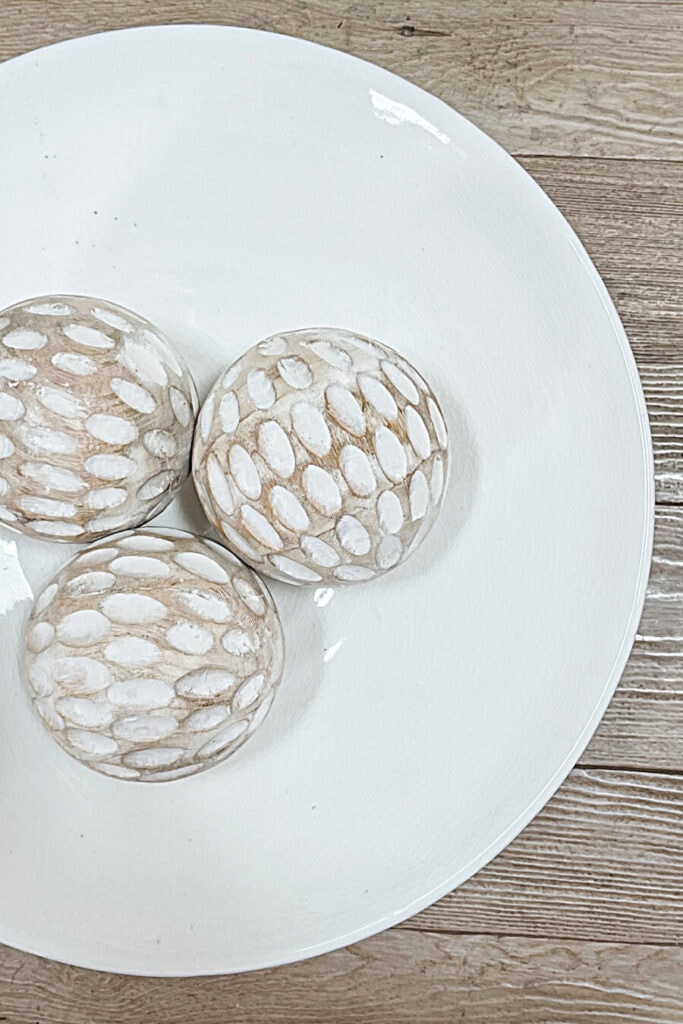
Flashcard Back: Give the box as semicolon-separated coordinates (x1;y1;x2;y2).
192;328;449;585
0;295;198;541
24;529;285;782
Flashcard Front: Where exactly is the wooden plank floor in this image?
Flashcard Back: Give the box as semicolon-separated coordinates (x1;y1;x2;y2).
0;2;681;1021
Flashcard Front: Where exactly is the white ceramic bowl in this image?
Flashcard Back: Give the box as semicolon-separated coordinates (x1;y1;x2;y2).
0;26;652;975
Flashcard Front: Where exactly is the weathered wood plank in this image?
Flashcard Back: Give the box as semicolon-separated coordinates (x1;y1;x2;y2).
579;507;682;771
1;1;681;159
519;157;683;503
640;363;683;505
0;929;681;1023
520;158;682;364
583;644;683;771
638;509;683;644
409;768;683;945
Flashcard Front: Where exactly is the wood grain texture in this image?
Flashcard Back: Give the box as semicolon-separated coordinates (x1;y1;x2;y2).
637;509;683;644
409;767;683;945
579;507;683;772
583;643;683;771
1;0;682;159
0;930;681;1024
520;157;683;503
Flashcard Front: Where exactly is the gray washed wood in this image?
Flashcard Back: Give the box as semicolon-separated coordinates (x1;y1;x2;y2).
583;643;683;771
520;157;683;503
0;930;681;1024
409;768;683;945
520;158;683;361
1;0;682;159
637;509;683;644
580;507;683;772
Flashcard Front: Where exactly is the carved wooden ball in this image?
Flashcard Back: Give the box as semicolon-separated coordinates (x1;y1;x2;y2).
24;529;285;782
0;295;198;541
192;328;449;585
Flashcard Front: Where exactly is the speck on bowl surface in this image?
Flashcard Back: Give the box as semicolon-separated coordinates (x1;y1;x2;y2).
0;26;652;975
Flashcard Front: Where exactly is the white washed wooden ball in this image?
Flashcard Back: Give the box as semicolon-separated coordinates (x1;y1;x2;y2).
24;529;285;781
192;328;449;585
0;295;198;541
